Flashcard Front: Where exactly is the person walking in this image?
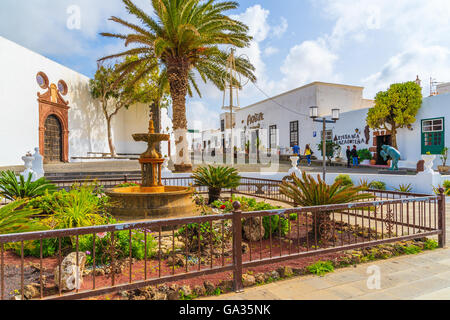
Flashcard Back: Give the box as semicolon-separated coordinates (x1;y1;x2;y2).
346;146;352;168
351;145;359;167
305;144;312;166
292;144;300;166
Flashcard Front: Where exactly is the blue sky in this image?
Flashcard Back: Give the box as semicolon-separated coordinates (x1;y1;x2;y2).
1;0;450;131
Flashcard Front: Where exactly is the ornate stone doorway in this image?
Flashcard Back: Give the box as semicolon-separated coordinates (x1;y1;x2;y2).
36;72;70;164
44;115;63;163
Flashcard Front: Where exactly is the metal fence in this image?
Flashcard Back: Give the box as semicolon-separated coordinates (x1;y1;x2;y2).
0;187;445;300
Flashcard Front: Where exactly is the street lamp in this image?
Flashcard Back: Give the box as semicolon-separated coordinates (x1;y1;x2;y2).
310;106;340;180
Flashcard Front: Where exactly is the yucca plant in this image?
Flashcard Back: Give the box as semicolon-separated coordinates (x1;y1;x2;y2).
0;171;57;201
0;200;43;234
280;172;374;239
358;179;370;190
394;183;413;193
192;166;241;204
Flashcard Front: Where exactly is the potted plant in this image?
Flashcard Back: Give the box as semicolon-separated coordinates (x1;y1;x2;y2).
438;147;449;174
357;149;373;165
192;165;241;204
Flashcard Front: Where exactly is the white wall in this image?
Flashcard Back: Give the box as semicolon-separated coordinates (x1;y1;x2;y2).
234;82;372;156
0;36;175;166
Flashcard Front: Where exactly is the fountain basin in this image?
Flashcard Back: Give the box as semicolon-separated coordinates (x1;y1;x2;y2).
106;186;196;221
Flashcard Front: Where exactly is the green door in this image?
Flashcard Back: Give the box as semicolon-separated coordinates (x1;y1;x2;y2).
421;117;445;155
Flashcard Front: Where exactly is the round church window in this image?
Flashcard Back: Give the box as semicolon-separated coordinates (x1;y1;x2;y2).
57;80;68;95
36;72;49;89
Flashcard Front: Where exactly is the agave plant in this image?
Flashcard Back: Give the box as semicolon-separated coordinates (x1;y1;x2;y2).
280;172;374;239
192;166;241;204
0;200;43;234
358;179;370;190
51;183;110;229
0;171;57;201
394;183;413;193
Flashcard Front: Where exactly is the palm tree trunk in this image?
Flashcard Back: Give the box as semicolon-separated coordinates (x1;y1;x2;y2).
167;58;192;172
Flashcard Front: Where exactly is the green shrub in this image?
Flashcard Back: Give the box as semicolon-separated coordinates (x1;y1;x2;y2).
334;174;354;187
0;171;57;200
77;229;157;266
176;221;223;252
114;182;140;188
403;245;422;255
394;183;413;193
27;189;71;216
424;239;438;251
213;196;289;239
46;182;111;229
357;149;373;161
307;261;334;276
369;181;386;191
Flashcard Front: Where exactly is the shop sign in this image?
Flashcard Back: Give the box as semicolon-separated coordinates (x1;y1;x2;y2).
247;113;264;126
334;133;365;145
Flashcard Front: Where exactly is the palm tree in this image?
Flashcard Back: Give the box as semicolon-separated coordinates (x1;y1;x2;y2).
280;172;374;240
99;0;256;172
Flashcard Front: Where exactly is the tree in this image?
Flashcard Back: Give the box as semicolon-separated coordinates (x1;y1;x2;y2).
366;81;422;149
89;57;160;157
99;0;256;171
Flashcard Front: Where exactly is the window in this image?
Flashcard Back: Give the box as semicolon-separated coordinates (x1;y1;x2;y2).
421;118;445;155
269;125;278;149
321;130;333;141
290;121;299;147
221;120;225;132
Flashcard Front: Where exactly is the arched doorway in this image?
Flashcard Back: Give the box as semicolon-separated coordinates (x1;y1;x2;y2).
37;72;70;163
44;115;63;163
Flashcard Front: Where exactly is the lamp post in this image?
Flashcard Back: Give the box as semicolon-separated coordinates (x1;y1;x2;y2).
310;106;340;180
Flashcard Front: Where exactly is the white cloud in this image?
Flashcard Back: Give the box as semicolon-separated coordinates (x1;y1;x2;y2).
0;0;152;57
264;47;279;57
187;101;220;131
280;39;339;89
363;45;450;98
272;17;288;38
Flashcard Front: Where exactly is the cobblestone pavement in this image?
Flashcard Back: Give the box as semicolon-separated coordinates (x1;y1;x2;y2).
202;204;450;300
202;249;450;300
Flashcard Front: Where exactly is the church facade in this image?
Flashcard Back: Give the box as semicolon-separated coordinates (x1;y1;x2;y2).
0;36;174;167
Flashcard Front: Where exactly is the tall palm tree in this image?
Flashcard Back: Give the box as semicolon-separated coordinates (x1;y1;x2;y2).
99;0;256;172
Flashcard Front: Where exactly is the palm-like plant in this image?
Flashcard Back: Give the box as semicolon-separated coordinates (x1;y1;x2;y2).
0;200;43;234
99;0;256;171
280;172;374;239
193;165;241;204
0;171;57;201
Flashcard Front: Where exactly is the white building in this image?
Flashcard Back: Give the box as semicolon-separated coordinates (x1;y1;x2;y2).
232;82;374;156
313;89;450;169
0;36;174;167
225;77;450;170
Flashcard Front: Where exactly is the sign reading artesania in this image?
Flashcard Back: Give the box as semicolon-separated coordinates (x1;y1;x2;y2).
247;113;264;125
334;133;365;145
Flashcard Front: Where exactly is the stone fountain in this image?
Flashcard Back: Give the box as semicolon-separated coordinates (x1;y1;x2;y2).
106;119;195;220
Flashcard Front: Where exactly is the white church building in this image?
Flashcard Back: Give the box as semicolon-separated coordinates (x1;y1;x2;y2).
0;36;174;167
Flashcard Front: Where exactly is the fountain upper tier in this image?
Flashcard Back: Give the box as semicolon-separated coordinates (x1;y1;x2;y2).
132;120;170;160
106;117;195;220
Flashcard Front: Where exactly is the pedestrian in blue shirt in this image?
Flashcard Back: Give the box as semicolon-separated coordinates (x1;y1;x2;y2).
292;144;300;166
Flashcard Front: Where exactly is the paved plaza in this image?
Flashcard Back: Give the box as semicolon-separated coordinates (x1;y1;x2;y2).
201;204;450;300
